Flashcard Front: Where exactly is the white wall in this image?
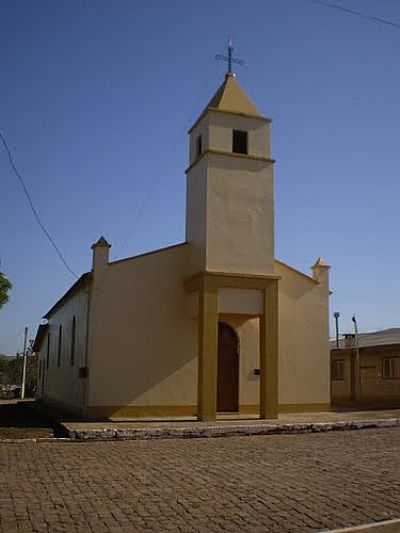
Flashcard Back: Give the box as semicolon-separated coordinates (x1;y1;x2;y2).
41;288;89;411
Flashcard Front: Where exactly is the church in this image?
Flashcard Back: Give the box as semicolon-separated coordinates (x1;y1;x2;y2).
34;65;331;421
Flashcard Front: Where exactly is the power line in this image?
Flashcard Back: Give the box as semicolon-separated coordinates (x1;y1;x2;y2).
0;131;78;279
309;0;400;30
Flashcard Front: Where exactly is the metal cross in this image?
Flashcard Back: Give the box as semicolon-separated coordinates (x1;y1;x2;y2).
215;38;245;75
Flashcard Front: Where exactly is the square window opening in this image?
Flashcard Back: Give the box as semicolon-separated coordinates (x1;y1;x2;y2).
232;129;248;155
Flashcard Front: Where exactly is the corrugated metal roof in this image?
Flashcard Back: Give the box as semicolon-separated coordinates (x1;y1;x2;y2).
331;328;400;350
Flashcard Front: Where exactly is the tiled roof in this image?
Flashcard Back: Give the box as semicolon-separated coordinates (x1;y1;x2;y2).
331;328;400;350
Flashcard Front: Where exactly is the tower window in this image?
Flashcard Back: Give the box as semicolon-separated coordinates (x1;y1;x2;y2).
196;135;202;158
232;130;248;155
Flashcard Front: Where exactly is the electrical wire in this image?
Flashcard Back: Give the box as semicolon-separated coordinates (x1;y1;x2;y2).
309;0;400;30
0;131;78;279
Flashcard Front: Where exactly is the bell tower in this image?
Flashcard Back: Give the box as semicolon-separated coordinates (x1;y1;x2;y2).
185;72;275;275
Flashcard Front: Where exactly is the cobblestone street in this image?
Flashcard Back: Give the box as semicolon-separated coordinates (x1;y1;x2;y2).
1;428;400;532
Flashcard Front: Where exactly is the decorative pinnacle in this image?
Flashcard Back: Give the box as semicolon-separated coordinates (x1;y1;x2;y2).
91;236;111;249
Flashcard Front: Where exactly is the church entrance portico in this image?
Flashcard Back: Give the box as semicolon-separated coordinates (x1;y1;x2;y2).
184;271;280;422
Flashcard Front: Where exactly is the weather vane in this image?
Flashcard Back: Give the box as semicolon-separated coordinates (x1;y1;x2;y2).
215;38;245;76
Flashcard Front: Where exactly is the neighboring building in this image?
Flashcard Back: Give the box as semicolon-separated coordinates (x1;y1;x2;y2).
331;328;400;407
33;69;331;421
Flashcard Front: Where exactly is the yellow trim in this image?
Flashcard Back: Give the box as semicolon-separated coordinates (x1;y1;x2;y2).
241;404;331;414
279;403;331;414
185;149;275;174
184;271;280;293
86;405;197;419
185;272;280;422
260;281;279;419
197;283;219;421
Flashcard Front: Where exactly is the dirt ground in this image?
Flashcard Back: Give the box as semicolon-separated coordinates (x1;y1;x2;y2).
0;400;56;439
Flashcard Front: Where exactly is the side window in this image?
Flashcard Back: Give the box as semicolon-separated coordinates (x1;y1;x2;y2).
70;316;76;366
46;334;50;369
232;129;248;155
331;359;345;381
57;325;62;367
383;357;400;379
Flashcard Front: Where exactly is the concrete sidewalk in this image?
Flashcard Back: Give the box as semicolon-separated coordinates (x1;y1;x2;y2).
61;408;400;441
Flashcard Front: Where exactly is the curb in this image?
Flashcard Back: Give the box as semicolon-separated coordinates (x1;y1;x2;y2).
64;417;400;442
0;437;72;444
325;518;400;532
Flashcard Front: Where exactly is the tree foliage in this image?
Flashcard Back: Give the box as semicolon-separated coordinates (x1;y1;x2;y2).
0;273;12;309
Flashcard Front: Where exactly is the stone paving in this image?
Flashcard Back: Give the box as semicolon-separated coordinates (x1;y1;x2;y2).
1;428;400;532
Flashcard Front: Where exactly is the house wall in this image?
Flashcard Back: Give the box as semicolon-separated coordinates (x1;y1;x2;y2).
86;244;198;417
39;288;89;412
331;353;352;402
332;345;400;405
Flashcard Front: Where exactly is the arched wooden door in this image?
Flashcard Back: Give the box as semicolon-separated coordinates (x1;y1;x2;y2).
217;322;239;412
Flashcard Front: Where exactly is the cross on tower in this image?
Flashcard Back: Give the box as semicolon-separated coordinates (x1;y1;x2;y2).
215;38;245;76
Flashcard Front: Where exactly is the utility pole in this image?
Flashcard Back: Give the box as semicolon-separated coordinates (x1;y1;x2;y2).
21;326;28;400
352;315;361;402
333;312;340;348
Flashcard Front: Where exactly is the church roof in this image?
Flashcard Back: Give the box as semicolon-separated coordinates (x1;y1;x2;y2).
189;74;267;133
206;74;262;117
43;272;92;319
32;323;49;352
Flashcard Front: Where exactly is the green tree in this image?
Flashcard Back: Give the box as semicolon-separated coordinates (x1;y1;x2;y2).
0;272;12;309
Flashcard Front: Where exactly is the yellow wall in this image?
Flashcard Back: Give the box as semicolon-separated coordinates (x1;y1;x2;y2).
187;110;274;276
275;261;331;406
87;244;198;407
220;262;330;409
39;248;330;415
206;156;274;275
189;111;271;165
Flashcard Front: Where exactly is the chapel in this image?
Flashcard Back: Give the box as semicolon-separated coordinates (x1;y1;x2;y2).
34;61;331;420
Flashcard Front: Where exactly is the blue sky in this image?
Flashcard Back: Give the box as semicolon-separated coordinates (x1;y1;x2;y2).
1;0;400;354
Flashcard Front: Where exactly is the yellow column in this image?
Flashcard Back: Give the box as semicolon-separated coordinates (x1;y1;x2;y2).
260;280;279;419
197;281;218;421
